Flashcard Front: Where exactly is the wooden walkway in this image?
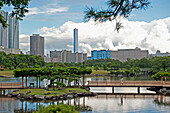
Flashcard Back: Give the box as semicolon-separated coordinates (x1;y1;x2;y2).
0;82;22;89
86;81;170;87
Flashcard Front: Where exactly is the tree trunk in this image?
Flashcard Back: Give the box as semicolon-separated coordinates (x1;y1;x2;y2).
39;76;40;88
83;74;85;88
26;76;27;88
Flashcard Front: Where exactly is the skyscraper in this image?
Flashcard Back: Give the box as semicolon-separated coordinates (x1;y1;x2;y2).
74;28;78;53
30;34;44;57
0;10;19;49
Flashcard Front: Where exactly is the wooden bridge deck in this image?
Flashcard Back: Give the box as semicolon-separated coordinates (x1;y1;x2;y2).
86;81;170;87
0;82;22;89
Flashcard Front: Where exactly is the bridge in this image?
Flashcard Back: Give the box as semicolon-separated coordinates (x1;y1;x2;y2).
86;81;170;94
0;82;23;89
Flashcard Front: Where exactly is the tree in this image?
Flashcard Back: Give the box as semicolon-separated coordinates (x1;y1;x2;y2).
151;56;170;73
152;72;170;80
0;0;30;27
84;0;150;31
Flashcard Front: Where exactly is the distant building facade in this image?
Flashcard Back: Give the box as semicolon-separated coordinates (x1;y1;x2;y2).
44;54;51;63
74;28;78;53
0;46;20;54
110;47;148;62
50;50;87;63
150;50;170;57
88;47;148;62
88;50;110;60
30;34;44;57
0;10;20;54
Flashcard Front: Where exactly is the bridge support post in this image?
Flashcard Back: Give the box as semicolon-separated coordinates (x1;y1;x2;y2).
112;87;114;94
137;87;140;94
0;90;2;95
3;90;5;95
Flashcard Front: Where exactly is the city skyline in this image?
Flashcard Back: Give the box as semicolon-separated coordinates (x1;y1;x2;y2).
2;0;170;56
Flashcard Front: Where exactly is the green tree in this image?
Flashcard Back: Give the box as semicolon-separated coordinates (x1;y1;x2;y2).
151;56;170;73
0;0;30;27
152;72;170;80
84;0;150;31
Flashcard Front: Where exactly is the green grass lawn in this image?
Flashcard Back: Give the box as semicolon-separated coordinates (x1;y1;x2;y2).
91;69;110;75
0;70;14;77
15;88;88;96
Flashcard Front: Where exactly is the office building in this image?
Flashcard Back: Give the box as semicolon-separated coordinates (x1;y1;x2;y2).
74;28;78;53
0;10;20;54
30;34;44;57
88;47;148;62
50;50;63;62
110;47;148;62
88;50;110;60
50;50;87;63
150;50;170;57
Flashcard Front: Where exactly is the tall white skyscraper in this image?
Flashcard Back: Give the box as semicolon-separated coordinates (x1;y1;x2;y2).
0;10;19;49
30;34;44;57
74;28;78;53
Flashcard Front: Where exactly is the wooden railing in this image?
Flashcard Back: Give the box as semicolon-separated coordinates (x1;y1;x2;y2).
0;82;22;89
87;81;170;87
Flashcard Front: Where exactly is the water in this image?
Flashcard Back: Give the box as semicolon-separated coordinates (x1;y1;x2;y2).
0;77;170;112
0;94;170;113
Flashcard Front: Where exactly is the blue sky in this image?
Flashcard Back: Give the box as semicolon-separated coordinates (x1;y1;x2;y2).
2;0;170;54
18;0;170;35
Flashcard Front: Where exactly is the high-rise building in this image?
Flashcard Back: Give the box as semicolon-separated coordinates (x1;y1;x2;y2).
30;34;44;57
74;28;78;53
0;10;19;49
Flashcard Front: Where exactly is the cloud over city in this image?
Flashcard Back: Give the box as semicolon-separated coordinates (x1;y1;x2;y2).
20;17;170;56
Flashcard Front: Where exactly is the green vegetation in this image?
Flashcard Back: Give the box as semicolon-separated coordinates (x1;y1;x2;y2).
13;67;92;88
0;70;14;77
33;104;78;113
0;0;30;27
15;88;87;97
84;0;150;31
152;72;170;80
92;69;109;75
0;51;45;70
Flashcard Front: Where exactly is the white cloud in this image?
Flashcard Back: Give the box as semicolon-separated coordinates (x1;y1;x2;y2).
19;17;170;56
26;6;68;16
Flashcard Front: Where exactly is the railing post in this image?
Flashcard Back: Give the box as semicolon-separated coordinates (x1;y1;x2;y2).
161;77;163;86
112;87;114;94
137;87;140;94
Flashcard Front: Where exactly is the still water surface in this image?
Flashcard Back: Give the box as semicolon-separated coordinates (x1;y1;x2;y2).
0;94;170;113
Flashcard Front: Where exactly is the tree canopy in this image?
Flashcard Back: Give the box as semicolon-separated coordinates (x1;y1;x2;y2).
0;0;30;27
0;51;45;70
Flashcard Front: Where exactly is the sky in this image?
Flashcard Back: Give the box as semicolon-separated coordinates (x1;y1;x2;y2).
3;0;170;56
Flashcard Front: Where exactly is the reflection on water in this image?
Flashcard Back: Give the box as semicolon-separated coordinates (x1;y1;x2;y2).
90;87;156;94
0;94;170;113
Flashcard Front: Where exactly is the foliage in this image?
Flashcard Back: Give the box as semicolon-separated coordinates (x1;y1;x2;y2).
0;0;30;27
14;67;92;88
0;52;45;69
151;56;170;73
84;0;150;31
33;104;79;113
15;88;87;96
152;72;170;80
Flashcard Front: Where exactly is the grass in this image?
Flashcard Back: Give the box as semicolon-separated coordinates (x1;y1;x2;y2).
91;69;110;75
0;70;14;77
15;88;88;96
